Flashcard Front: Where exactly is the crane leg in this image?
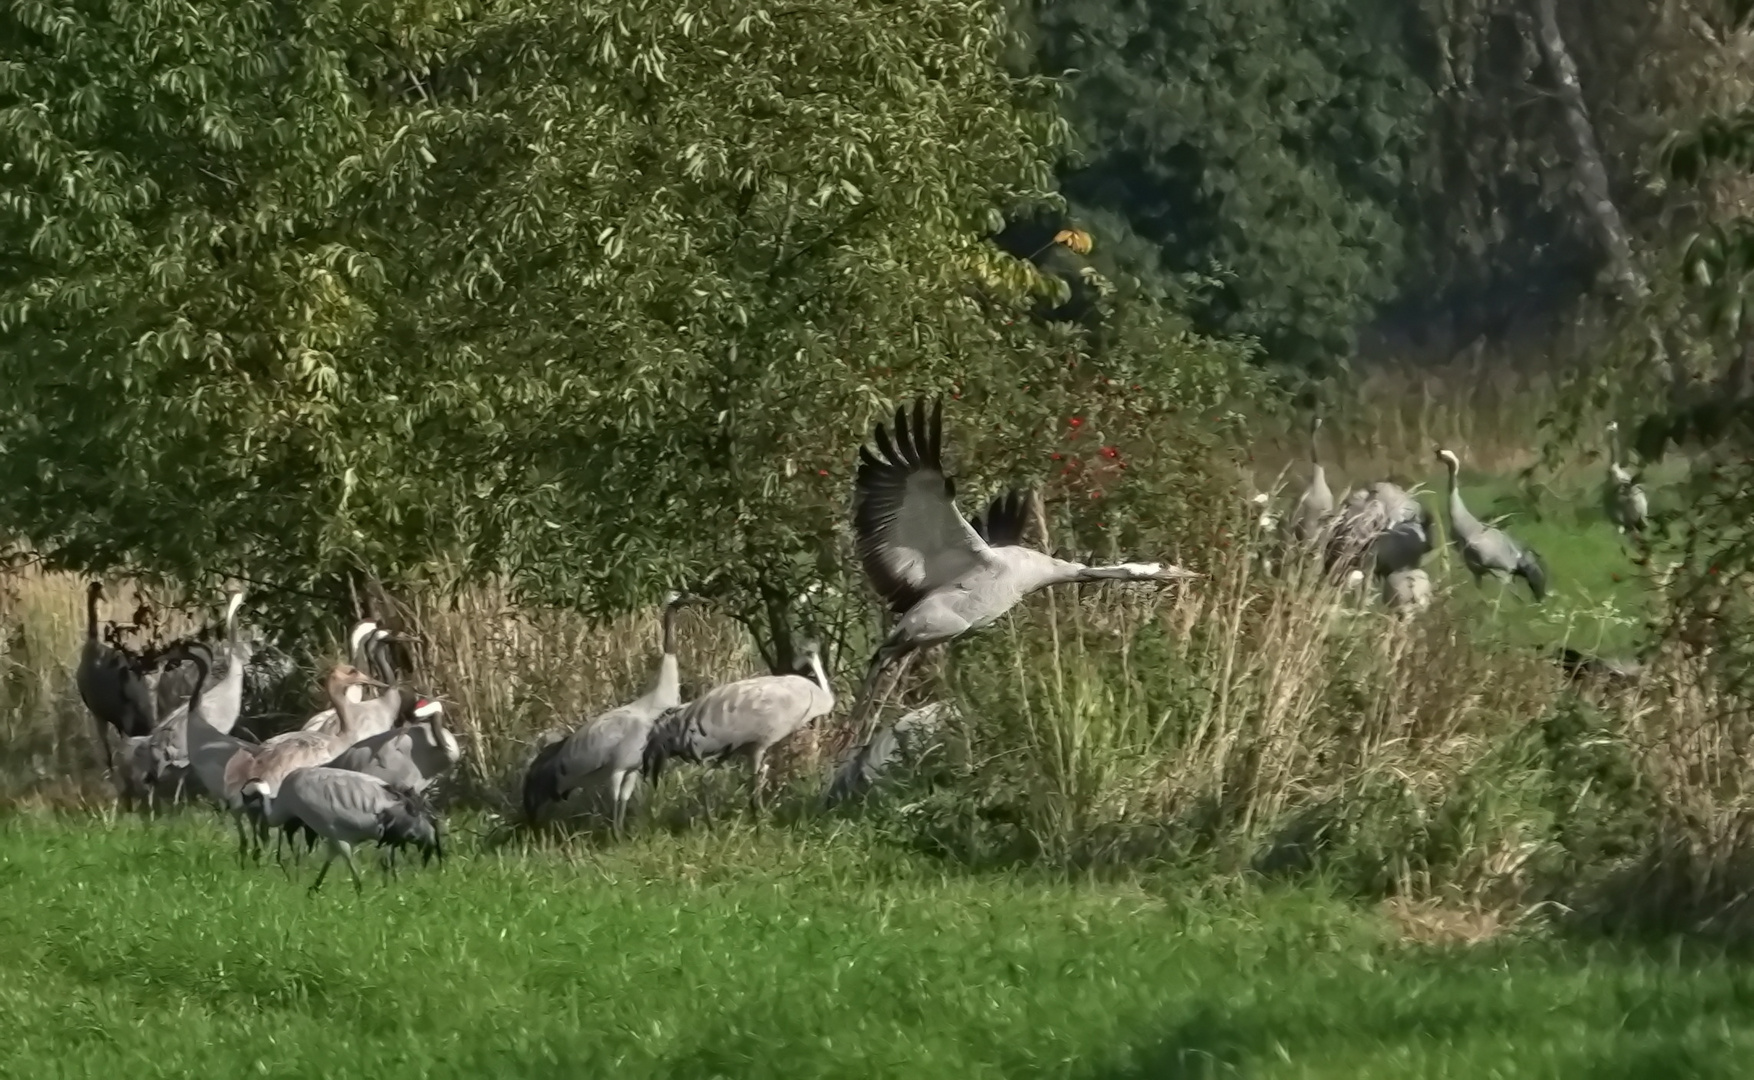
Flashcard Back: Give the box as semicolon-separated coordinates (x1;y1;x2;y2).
843;643;908;748
748;749;767;816
612;770;636;839
309;843;338;894
233;811;251;867
342;843;363;894
90;716;114;777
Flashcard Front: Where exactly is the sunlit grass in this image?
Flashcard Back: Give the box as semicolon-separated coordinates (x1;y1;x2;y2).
2;812;1752;1079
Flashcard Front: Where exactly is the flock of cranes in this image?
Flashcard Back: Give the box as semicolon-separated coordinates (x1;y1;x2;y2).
70;397;1197;885
66;398;1650;886
1272;416;1649;614
76;583;456;891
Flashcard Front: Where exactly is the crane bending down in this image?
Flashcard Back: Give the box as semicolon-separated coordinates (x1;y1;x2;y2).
641;639;835;814
245;766;442;893
75;581;156;770
1437;448;1546;602
1326;481;1435;583
522;592;687;832
1603;421;1648;537
225;664;385;856
326;696;460;797
844;397;1196;738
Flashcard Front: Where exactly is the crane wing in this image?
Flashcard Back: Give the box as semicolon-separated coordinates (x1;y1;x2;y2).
853;397;989;614
971;489;1032;548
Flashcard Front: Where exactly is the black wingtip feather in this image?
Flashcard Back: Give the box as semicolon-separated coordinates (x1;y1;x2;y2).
850;395;963;614
972;488;1033;548
1519;550;1548;602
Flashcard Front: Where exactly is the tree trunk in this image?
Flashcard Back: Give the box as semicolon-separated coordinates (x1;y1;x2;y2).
758;579;799;676
1529;0;1647;306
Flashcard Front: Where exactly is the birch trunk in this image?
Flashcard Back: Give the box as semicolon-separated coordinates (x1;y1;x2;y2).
1530;0;1648;305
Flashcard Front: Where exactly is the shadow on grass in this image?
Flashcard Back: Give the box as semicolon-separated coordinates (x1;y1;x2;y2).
1080;935;1754;1080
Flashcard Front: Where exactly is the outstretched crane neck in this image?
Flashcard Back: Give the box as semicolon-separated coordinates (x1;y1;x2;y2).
806;652;835;707
85;584;101;642
1440;457;1481;540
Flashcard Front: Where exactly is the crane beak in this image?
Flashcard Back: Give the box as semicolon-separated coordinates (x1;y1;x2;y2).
1155;566;1199;580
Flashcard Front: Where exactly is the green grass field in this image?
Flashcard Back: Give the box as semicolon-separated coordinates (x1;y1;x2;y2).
2;811;1751;1079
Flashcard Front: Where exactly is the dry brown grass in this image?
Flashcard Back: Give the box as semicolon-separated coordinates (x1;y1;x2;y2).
1380;896;1511;946
1580;623;1754;937
1248;354;1572;491
939;511;1570;900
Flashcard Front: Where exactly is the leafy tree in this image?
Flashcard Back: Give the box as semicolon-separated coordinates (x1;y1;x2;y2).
1008;0;1432;374
0;0;1256;667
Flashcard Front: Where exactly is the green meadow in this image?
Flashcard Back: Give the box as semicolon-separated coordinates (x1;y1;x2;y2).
1;813;1750;1080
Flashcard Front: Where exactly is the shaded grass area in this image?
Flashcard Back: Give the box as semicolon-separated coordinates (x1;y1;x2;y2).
3;813;1753;1078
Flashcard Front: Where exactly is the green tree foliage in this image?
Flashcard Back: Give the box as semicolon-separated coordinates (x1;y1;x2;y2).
0;0;1257;663
1009;0;1432;373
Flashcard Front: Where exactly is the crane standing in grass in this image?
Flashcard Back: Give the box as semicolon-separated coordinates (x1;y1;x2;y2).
123;591;250;811
1288;415;1334;545
843;397;1195;739
245;766;443;893
153;639;268;861
1603;420;1648;538
522;592;688;833
225;664;386;855
641;639;835;814
1436;448;1547;602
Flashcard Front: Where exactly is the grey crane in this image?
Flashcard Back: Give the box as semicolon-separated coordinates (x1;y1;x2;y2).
124;591;251;808
1288;416;1334;544
823;700;952;807
1326;481;1435;584
521;592;688;833
75;581;156;770
244;766;443;893
641;639;836;813
845;397;1194;738
325;696;460;798
225;664;385;852
297;621;398;738
1436;448;1546;602
149;639;265;861
1603;421;1648;536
